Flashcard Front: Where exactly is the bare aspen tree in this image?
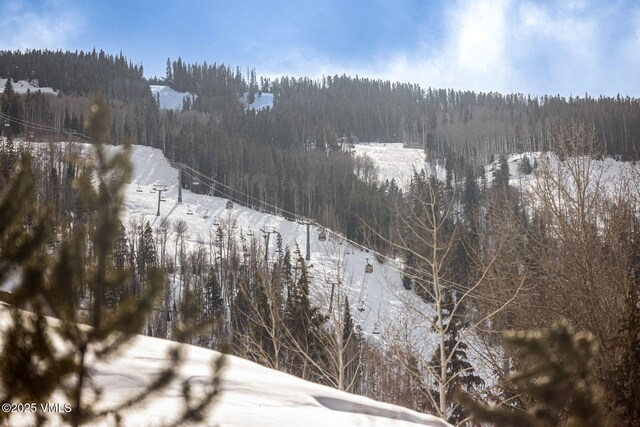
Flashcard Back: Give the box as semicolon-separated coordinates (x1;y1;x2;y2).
365;173;524;423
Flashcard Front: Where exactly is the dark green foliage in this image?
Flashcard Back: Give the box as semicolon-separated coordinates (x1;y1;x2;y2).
493;154;510;193
519;155;533;175
204;267;224;319
462;166;479;224
1;78;20;134
459;321;608;427
401;251;415;290
0;49;149;103
284;245;327;380
138;221;158;277
341;297;362;393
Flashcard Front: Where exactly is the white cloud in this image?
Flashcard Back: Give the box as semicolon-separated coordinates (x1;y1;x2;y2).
376;0;639;96
261;0;639;97
0;0;80;52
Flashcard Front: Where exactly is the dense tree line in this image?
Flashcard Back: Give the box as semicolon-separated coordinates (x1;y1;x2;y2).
0;49;150;104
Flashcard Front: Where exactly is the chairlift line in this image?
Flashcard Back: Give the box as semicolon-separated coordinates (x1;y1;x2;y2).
2;113;405;276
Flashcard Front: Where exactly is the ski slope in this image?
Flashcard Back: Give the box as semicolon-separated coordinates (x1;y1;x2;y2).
0;304;451;427
240;92;274;111
351;142;443;190
149;85;196;110
117;144;432;343
0;77;57;95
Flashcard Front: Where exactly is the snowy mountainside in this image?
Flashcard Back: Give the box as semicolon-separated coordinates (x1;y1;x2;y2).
115;143;431;342
240;92;273;111
353;141;639;198
351;142;445;190
0;304;451;427
0;77;57;95
149;85;196;110
485;151;640;200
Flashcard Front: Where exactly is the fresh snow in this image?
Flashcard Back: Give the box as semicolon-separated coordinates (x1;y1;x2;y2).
4;139;637;426
0;77;57;95
116;144;433;343
0;304;451;427
241;92;273;111
0;139;436;346
149;85;196;110
351;143;442;190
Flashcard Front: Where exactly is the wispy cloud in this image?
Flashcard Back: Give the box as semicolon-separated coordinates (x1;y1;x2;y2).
261;0;640;97
0;0;81;51
370;0;639;96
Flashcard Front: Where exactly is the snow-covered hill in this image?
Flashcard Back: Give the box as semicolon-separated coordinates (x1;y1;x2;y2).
149;85;196;110
116;144;432;343
0;139;436;350
351;142;445;190
0;78;57;95
240;92;273;111
0;303;451;427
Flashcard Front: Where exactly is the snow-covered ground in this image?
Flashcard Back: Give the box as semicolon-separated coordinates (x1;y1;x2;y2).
0;140;432;346
0;77;57;95
150;85;196;110
0;304;451;427
240;92;273;111
485;151;640;205
118;144;432;343
351;142;444;190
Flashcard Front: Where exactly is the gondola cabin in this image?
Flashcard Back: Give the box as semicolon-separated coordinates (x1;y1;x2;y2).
318;230;327;241
372;323;380;335
365;258;373;274
226;200;233;210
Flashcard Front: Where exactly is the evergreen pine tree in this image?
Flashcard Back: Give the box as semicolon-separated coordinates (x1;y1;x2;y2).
519;155;533;175
1;78;20;134
462;165;480;230
493;154;510;193
427;292;483;424
401;251;415;290
284;245;327;381
341;296;361;392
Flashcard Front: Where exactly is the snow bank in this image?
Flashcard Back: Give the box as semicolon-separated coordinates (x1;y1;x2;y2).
0;304;451;427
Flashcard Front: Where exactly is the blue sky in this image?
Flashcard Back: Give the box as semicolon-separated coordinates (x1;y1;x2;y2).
1;0;639;97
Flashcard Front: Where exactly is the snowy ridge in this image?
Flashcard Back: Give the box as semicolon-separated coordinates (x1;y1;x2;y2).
0;77;57;95
0;304;451;427
149;85;196;110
